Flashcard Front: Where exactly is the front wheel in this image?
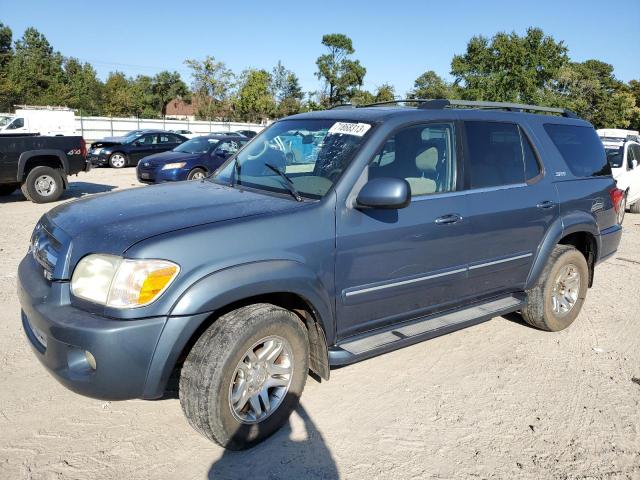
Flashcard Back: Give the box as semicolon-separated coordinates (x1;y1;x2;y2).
522;245;589;332
187;167;206;180
108;152;127;168
179;304;309;450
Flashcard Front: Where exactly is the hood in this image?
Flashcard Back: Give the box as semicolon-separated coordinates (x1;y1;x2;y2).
45;181;306;274
141;150;202;165
91;140;123;149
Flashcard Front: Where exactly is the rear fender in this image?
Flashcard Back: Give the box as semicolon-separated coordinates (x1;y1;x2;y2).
525;212;598;289
17;149;69;181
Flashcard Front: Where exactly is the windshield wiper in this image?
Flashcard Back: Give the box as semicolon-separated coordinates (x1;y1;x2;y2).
264;163;303;202
230;160;241;187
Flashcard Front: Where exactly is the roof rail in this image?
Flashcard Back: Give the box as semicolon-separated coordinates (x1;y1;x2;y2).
329;104;355;110
416;98;579;118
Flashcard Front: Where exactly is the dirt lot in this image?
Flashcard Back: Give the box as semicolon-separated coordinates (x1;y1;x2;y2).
0;168;639;480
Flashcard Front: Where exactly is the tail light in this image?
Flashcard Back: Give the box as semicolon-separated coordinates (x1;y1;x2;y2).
609;187;625;222
80;138;87;158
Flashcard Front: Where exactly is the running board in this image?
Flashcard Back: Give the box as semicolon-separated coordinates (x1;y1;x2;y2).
329;294;525;366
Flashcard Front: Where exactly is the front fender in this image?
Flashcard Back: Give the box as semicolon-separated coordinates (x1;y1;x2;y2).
141;260;334;399
525;211;598;289
17;149;69;181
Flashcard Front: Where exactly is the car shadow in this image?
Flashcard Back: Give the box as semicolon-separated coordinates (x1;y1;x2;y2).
0;182;117;204
207;405;339;480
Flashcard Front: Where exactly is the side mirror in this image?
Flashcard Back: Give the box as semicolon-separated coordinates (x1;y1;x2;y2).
356;177;411;210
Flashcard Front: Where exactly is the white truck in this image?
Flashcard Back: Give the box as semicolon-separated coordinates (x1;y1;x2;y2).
598;129;640;219
0;106;77;136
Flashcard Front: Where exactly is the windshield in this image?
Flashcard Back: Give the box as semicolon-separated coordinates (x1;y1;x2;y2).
122;133;142;144
174;137;218;153
213;119;372;199
0;116;11;127
605;146;623;168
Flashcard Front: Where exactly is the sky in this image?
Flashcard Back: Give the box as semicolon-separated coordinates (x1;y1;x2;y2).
1;0;638;97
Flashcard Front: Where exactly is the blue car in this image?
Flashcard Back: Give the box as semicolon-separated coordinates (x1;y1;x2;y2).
137;135;248;183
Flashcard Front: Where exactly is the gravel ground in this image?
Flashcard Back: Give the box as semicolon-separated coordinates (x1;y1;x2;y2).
0;168;639;480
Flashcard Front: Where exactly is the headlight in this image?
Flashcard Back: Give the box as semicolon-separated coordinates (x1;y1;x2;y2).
71;254;179;308
92;148;102;154
162;162;186;170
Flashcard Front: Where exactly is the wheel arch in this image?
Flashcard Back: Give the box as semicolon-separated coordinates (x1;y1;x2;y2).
17;150;68;181
526;213;599;289
142;261;333;399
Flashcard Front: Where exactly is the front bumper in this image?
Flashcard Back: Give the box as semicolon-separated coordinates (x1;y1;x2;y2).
18;255;167;400
136;165;188;184
87;152;109;166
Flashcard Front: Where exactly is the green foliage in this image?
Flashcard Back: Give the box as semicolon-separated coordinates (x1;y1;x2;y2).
152;70;190;116
102;72;139;117
550;60;637;128
451;27;568;103
409;70;456;99
625;80;640;130
271;61;303;117
185;56;235;120
236;69;275;122
0;22;14;111
374;84;395;102
315;33;366;106
350;89;375;105
60;58;103;115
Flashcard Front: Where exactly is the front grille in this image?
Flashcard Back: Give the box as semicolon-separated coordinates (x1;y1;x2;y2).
31;222;62;280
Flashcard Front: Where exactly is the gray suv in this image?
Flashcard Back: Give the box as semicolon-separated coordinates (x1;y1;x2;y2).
18;99;623;449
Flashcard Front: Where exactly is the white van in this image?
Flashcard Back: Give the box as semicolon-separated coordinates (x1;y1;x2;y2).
0;107;77;136
598;129;640;217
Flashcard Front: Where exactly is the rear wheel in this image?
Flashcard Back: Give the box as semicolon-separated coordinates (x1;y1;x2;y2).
187;168;206;180
179;304;309;450
20;166;64;203
0;184;18;196
108;152;127;168
522;245;589;332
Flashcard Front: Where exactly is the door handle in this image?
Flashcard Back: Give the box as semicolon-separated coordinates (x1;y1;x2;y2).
536;200;555;209
434;213;462;225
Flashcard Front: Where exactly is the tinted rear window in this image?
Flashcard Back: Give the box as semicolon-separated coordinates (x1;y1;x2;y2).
543;124;610;177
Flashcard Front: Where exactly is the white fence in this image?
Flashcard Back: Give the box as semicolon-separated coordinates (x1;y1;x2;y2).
76;116;266;142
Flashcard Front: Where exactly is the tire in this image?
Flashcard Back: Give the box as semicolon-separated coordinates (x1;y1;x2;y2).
618;193;626;224
187;168;207;180
179;303;309;450
20;166;64;203
0;184;18;196
522;245;589;332
629;200;640;214
108;152;127;168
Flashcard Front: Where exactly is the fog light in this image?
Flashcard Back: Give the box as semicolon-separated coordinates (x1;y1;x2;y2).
84;351;97;370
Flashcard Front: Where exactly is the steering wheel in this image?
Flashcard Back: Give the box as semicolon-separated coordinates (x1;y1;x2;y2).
247;140;269;160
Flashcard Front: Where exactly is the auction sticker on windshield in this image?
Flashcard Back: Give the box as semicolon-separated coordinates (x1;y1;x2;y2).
328;122;371;137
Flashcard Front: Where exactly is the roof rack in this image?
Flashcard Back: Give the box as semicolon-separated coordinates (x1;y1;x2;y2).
341;98;579;118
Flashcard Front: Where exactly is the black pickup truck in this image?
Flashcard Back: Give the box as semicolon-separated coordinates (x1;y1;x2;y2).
0;134;90;203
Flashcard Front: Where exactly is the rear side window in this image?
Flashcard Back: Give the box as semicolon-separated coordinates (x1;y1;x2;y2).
543;124;610;177
465;121;526;189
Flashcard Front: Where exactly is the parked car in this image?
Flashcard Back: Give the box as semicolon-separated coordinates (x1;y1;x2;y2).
137;135;248;183
18;100;623;450
598;130;640;218
210;131;246;137
171;129;197;139
0;134;89;202
88;131;187;168
235;129;258;138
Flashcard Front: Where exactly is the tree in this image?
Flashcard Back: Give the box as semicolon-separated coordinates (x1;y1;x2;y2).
152;70;189;117
451;27;568;103
185;56;235;120
102;72;139;116
628;80;640;131
0;22;15;111
374;84;395;102
315;33;366;106
5;27;65;106
409;70;456;99
551;60;636;128
236;69;275;122
271;61;303;117
61;58;103;115
350;89;375;106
